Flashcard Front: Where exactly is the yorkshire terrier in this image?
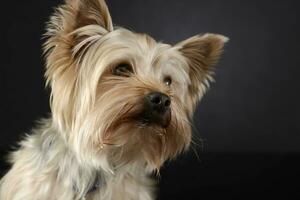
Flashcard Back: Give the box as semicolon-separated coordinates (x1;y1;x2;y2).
0;0;228;199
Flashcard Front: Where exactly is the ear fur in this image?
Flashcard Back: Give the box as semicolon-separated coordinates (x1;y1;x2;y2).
176;33;228;106
74;0;113;31
44;0;113;82
43;0;113;131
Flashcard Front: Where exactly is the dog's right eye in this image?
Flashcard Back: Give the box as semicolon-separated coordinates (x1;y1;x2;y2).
113;63;133;77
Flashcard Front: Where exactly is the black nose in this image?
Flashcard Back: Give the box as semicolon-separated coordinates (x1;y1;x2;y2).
142;92;171;127
146;92;171;112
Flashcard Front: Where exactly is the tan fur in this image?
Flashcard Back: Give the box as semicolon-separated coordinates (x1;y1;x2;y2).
0;0;228;199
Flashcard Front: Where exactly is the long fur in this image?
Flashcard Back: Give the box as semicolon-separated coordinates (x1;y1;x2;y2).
0;0;228;199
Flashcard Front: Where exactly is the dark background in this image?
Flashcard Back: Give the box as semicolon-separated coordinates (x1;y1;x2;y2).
1;0;300;199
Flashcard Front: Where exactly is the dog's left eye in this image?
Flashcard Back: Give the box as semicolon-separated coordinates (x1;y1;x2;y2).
164;76;172;86
113;63;133;77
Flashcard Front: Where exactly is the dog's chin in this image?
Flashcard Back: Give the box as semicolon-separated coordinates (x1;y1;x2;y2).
101;115;183;170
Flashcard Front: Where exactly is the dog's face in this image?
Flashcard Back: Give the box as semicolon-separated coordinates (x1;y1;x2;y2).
44;0;227;171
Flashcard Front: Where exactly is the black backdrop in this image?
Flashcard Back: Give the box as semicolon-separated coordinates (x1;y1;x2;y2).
1;0;300;199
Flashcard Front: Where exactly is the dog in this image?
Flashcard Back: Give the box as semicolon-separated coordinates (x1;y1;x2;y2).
0;0;228;199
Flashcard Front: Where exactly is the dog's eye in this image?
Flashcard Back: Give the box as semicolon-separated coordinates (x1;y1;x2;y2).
113;63;133;77
164;76;172;86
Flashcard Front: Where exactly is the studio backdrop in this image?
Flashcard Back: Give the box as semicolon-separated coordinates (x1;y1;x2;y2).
1;0;299;199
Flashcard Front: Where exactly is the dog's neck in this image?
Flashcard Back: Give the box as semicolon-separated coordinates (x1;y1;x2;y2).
38;119;148;198
38;121;107;197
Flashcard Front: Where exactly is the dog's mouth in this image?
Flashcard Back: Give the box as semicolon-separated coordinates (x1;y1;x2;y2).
136;108;171;128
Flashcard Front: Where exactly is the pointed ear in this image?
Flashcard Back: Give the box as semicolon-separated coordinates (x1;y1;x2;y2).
43;0;114;131
55;0;113;33
176;33;228;105
44;0;113;60
74;0;113;31
44;0;114;81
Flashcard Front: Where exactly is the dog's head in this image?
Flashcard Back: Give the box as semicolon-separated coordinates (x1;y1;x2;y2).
44;0;228;171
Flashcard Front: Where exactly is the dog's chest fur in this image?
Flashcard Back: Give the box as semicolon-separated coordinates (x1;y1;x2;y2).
0;120;154;200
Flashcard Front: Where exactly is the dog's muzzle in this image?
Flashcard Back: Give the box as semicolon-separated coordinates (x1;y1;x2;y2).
140;92;171;128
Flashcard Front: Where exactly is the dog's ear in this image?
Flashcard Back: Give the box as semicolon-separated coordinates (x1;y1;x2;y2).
73;0;113;31
176;33;228;107
43;0;113;131
44;0;113;56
